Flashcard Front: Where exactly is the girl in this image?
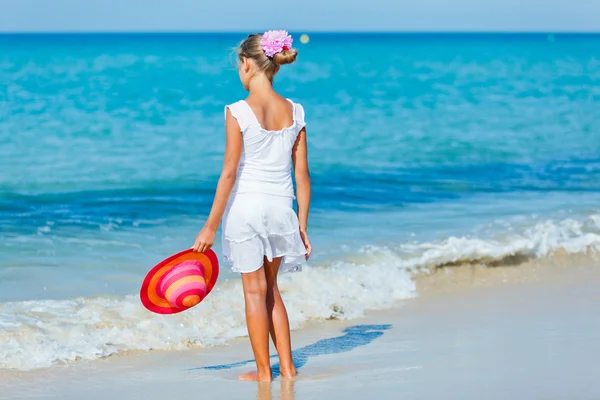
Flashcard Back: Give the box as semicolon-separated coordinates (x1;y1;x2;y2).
192;30;312;382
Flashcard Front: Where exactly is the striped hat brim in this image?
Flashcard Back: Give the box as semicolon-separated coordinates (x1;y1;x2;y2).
140;249;219;315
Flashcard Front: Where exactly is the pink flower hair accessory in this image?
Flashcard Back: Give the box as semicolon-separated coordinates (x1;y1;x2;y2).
261;30;293;58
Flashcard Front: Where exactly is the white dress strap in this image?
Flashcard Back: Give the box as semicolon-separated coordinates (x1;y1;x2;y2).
224;101;254;132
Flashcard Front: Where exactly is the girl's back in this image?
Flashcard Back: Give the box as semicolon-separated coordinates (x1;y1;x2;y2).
245;96;294;132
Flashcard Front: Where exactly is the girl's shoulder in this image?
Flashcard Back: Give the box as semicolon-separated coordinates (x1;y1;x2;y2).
224;100;252;131
224;100;248;117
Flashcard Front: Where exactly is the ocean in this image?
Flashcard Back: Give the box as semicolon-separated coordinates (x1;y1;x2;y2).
1;33;599;370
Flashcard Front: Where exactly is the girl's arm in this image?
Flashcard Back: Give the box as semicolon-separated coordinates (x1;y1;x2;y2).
193;109;242;253
292;127;312;259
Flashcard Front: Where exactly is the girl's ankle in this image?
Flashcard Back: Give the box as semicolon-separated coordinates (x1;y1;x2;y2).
257;368;273;381
279;365;297;377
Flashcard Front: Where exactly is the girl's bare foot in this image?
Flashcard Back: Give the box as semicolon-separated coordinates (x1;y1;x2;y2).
238;370;273;382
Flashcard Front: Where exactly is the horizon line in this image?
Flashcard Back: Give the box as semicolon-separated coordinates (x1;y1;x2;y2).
1;30;600;35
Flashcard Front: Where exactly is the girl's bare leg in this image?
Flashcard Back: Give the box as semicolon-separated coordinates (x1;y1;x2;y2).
239;266;272;382
264;256;297;377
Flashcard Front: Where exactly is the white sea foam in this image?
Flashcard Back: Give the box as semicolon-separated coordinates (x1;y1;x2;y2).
1;213;599;371
0;262;416;371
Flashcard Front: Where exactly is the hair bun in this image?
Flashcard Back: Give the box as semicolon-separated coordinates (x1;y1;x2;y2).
273;48;298;65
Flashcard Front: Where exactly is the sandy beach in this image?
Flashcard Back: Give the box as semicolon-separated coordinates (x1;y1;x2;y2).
2;258;599;400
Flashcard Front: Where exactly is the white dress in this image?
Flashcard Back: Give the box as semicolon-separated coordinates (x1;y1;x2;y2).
221;99;307;274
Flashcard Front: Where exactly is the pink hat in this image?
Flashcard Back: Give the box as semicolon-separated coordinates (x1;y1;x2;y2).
140;249;219;314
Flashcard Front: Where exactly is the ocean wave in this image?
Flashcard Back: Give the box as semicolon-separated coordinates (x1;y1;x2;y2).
1;213;599;371
384;213;600;270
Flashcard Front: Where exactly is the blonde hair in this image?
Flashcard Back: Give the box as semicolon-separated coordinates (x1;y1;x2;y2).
237;34;298;78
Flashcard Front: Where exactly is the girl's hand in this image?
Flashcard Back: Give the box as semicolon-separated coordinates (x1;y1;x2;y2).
300;230;312;260
193;226;216;253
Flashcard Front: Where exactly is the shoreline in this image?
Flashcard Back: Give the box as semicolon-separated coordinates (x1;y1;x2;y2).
2;259;599;398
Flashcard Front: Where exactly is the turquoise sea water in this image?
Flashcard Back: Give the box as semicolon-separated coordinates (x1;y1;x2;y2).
1;33;600;369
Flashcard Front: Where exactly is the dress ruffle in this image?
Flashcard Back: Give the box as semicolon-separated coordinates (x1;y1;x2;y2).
221;193;306;273
223;231;306;273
